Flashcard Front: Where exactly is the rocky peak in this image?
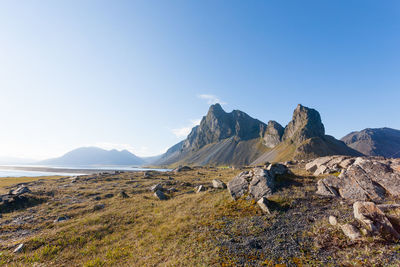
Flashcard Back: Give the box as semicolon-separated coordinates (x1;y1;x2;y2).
282;104;325;143
263;120;284;148
183;104;266;150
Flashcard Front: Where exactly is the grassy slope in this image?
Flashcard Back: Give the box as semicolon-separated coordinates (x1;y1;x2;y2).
0;176;61;194
0;169;399;266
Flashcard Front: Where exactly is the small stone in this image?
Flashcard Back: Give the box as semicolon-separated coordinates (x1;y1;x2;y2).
167;188;178;193
196;185;205;193
54;216;69;223
13;243;24;253
212;179;227;189
329;215;338;226
104;193;114;198
94;196;101;201
150;184;163;192
154;190;167;200
119;191;129;198
341;223;361;241
257;197;271;214
93;204;105;211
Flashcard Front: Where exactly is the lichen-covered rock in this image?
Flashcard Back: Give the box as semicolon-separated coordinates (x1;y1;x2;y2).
353;201;400;240
257;197;271;214
227;171;251;200
228;168;275;200
249;168;275;200
212;179;226;189
315;157;400;202
340;223;361;241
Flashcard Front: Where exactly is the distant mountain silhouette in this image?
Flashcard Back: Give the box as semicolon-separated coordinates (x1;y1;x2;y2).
156;103;360;167
341;128;400;158
39;147;145;166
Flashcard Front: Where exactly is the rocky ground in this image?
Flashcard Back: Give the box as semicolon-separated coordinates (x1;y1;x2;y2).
0;158;400;266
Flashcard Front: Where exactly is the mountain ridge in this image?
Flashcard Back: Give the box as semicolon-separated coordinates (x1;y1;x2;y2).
39;147;145;166
341;127;400;158
156;103;361;167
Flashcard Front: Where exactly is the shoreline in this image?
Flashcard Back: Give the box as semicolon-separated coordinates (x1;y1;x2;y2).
0;165;142;175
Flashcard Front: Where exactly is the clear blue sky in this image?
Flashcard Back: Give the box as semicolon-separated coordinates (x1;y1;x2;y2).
0;0;399;159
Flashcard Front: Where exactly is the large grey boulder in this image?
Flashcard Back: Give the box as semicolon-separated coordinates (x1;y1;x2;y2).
228;168;275;200
227;171;252;200
249;168;275;200
154;190;168;200
266;163;288;176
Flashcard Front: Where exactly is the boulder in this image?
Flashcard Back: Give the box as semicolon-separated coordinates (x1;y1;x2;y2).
314;165;328;176
212;179;227;189
150;184;163;192
316;178;339;197
154;190;167;200
340;224;361;241
174;166;192;173
249;168;275;200
266;163;288;176
353;201;400;240
257;197;271;214
227;171;252;200
228;168;276;200
315;157;400;202
10;186;31;196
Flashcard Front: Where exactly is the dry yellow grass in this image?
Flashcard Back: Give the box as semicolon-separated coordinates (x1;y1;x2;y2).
0;176;61;194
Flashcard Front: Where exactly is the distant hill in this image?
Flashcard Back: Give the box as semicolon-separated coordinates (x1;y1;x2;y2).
39;147;145;166
155;103;361;167
341;128;400;158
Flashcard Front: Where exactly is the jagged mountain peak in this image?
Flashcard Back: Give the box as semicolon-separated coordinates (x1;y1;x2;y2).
282;104;325;143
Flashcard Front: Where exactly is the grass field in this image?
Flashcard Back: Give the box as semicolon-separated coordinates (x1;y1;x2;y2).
0;168;399;266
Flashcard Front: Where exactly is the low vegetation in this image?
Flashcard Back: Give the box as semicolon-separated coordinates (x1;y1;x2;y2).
0;167;399;266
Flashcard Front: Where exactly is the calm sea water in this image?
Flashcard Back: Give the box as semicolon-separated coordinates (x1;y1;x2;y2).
0;165;170;178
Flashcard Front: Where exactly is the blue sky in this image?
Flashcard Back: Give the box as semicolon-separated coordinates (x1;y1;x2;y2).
0;0;399;159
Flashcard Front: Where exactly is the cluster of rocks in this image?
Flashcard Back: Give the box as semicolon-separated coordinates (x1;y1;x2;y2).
227;163;288;213
330;201;400;241
309;156;400;202
0;185;36;213
151;177;228;200
308;156;400;241
305;155;355;176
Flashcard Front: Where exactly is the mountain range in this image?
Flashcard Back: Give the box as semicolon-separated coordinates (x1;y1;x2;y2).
155;103;361;167
39;147;145;166
341;127;400;158
17;107;399;168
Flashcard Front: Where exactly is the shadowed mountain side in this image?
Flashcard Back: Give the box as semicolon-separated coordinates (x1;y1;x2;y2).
341;128;400;158
157;104;362;167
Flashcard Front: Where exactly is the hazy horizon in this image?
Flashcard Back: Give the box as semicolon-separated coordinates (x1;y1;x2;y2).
1;1;399;160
